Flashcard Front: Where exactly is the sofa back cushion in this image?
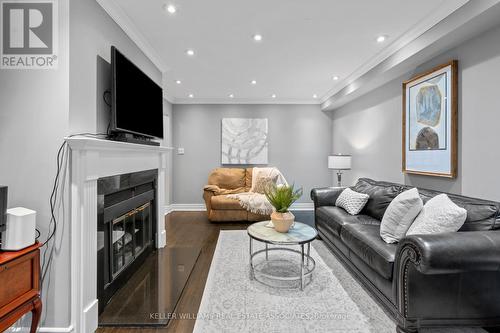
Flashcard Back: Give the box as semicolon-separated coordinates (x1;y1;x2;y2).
401;185;500;231
245;168;253;191
208;168;246;190
351;178;401;220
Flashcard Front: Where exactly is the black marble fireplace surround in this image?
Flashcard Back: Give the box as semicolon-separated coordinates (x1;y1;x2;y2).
97;169;158;315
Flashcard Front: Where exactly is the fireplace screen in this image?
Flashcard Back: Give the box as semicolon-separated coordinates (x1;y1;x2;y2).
97;170;157;317
111;202;152;278
98;169;201;327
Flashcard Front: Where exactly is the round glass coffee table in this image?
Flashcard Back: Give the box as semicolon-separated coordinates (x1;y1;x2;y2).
247;221;317;290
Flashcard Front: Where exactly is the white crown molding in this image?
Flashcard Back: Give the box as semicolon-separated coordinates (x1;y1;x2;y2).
321;0;500;111
165;203;314;214
174;98;320;105
320;0;470;104
95;0;168;73
162;72;176;104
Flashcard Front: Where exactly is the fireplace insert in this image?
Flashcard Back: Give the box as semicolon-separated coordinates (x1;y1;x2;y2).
97;169;157;314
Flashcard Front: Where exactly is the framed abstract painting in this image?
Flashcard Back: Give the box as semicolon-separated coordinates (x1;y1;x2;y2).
402;60;458;178
221;118;268;165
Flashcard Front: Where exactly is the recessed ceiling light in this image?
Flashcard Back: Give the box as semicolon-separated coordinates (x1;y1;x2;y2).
164;4;176;14
251;80;257;85
253;34;263;42
313;94;318;99
175;80;181;84
271;94;276;98
229;94;234;98
376;35;387;43
186;49;195;56
333;76;339;81
188;93;194;98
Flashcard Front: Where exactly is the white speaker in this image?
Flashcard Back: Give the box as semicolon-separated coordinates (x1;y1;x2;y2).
1;207;36;251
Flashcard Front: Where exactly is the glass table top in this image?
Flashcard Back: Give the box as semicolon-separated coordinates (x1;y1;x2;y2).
247;221;317;244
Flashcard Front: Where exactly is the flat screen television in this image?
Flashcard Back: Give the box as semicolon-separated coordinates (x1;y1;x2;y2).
111;46;163;139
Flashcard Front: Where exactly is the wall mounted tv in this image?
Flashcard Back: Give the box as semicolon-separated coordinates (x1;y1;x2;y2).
111;46;163;143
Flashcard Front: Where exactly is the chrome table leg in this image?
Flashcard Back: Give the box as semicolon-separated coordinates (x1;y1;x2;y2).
249;237;254;280
265;243;269;261
300;244;305;290
307;242;311;267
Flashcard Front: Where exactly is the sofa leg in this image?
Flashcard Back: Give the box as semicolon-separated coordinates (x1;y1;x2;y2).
396;325;417;333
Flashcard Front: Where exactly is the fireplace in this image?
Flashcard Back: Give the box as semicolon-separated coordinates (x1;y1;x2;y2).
97;169;158;314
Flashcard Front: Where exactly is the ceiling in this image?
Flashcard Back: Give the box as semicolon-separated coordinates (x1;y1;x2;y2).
109;0;469;104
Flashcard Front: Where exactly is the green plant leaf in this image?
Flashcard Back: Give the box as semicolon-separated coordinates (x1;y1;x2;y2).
264;183;303;212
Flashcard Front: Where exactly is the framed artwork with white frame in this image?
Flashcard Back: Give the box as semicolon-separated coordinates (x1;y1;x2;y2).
402;60;458;178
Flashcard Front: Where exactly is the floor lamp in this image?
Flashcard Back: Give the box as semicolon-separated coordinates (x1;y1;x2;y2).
328;155;352;187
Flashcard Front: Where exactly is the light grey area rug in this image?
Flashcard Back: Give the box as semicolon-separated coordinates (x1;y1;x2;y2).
193;230;486;333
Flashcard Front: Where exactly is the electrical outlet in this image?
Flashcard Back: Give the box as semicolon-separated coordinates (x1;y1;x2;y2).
177;147;185;155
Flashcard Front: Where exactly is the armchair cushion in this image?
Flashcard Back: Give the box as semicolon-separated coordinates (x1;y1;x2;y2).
203;185;246;196
207;168;246;189
211;195;244;210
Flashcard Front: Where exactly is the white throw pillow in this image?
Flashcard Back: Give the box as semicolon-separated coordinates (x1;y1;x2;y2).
406;194;467;236
380;188;423;243
335;188;369;215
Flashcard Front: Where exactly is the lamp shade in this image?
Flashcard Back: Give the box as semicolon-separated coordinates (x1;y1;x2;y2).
328;155;351;170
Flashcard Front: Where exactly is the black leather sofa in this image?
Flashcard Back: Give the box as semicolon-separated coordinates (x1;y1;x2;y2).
311;178;500;332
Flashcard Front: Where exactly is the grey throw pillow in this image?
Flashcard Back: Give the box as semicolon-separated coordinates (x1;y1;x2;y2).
406;194;467;236
335;188;369;215
380;188;423;243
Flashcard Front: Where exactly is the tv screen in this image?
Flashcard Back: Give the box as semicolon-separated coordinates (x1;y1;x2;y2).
111;46;163;139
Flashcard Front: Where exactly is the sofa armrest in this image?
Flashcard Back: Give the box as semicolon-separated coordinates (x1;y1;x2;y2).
204;184;221;193
310;187;345;208
203;189;214;213
397;231;500;275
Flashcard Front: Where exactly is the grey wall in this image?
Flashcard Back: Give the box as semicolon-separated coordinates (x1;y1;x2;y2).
0;0;164;329
69;0;161;134
332;23;500;201
0;0;70;328
172;104;332;204
164;100;174;205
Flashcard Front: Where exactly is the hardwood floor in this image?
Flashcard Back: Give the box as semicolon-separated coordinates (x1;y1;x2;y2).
96;211;248;333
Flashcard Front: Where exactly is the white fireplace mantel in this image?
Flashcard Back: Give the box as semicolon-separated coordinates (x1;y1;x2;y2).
66;137;173;333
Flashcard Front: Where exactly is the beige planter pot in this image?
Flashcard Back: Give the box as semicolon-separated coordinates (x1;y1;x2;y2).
271;211;295;233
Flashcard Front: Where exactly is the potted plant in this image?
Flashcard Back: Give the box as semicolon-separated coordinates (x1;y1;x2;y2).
264;184;303;233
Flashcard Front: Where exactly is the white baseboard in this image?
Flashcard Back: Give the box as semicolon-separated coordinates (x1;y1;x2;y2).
290;203;314;211
167;204;206;212
6;325;73;333
165;203;313;215
38;326;74;333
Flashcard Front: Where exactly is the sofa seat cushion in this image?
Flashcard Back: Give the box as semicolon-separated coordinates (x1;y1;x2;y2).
340;224;397;280
316;206;380;237
211;195;244;210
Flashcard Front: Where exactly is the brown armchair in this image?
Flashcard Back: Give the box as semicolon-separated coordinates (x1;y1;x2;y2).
203;168;269;222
